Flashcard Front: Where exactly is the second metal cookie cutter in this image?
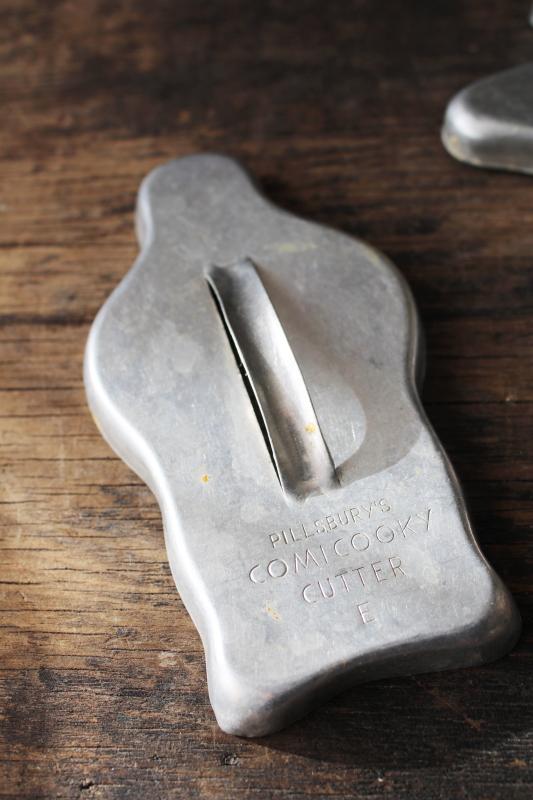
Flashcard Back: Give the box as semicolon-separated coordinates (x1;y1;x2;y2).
442;63;533;175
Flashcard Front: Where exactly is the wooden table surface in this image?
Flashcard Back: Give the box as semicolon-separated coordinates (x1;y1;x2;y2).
1;1;532;798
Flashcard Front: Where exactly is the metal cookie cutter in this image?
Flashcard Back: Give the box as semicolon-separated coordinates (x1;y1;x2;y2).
442;63;533;174
85;155;520;736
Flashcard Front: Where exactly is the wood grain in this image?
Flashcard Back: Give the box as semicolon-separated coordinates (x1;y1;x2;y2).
0;1;532;797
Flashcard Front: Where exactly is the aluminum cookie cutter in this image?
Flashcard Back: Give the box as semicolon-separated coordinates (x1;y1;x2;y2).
442;62;533;174
84;155;520;736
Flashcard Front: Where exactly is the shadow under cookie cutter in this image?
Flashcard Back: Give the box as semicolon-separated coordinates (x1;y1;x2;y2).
84;154;521;736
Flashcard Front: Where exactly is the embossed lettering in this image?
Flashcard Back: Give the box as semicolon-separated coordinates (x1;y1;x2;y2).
416;508;431;531
249;564;265;583
265;498;394;550
357;602;375;624
294;548;321;574
389;555;405;577
371;561;387;582
267;559;288;578
349;507;360;524
288;526;302;544
334;538;350;556
302;523;314;539
353;565;367;586
336;569;350;591
299;553;407;607
318;577;335;599
302;584;318;604
351;531;370;551
397;516;418;538
375;524;395;543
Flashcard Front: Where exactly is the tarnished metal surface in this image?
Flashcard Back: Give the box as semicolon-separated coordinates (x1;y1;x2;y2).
84;155;520;736
442;63;533;174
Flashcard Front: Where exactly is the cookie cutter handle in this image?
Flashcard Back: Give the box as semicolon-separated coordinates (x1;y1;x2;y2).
206;258;337;499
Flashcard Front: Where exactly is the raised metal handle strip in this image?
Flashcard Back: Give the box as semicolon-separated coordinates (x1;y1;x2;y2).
206;258;337;499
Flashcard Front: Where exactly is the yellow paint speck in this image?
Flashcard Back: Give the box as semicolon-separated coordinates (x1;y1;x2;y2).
201;473;209;484
265;604;281;622
305;423;317;434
